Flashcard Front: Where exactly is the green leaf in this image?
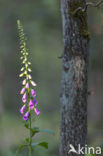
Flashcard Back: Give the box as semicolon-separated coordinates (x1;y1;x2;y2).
24;122;29;129
39;129;55;135
32;141;48;149
38;142;48;149
30;128;39;137
15;144;28;156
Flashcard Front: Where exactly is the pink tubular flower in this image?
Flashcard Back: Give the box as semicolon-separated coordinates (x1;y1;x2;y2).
31;89;36;97
25;83;29;88
20;88;25;94
22;93;27;103
33;98;38;106
23;112;29;121
34;108;40;116
29;100;34;109
20;105;26;114
31;81;37;87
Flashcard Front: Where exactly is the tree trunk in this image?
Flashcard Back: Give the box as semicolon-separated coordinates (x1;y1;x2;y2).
60;0;90;156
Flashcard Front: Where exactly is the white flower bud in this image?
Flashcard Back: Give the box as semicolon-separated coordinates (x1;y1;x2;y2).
31;81;37;86
22;79;26;85
22;60;25;64
28;75;32;79
25;64;28;68
28;62;31;65
28;68;32;72
24;71;27;74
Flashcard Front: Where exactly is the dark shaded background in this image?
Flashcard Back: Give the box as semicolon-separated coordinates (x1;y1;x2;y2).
0;0;103;155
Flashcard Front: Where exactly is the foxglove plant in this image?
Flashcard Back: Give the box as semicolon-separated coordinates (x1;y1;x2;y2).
16;20;54;156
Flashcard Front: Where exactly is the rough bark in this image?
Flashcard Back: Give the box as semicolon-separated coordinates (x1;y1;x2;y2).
60;0;89;156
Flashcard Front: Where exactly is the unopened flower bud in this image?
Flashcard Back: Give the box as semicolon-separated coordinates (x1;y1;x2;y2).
22;93;27;103
21;67;24;71
24;71;27;74
31;81;37;87
34;108;40;116
28;62;31;65
22;79;26;85
20;88;25;94
28;75;32;79
20;105;26;114
28;68;32;72
19;73;24;77
31;89;36;97
25;83;29;88
25;64;28;68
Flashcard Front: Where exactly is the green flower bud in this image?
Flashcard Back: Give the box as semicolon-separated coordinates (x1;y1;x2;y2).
21;67;24;71
28;62;31;65
20;56;23;60
19;73;24;77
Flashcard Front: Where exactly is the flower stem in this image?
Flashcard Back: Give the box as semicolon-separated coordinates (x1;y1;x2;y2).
29;114;32;156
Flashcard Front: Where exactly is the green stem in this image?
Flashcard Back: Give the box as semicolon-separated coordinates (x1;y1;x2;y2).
29;114;32;156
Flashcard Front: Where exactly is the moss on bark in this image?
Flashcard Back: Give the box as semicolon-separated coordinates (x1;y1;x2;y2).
69;1;90;39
